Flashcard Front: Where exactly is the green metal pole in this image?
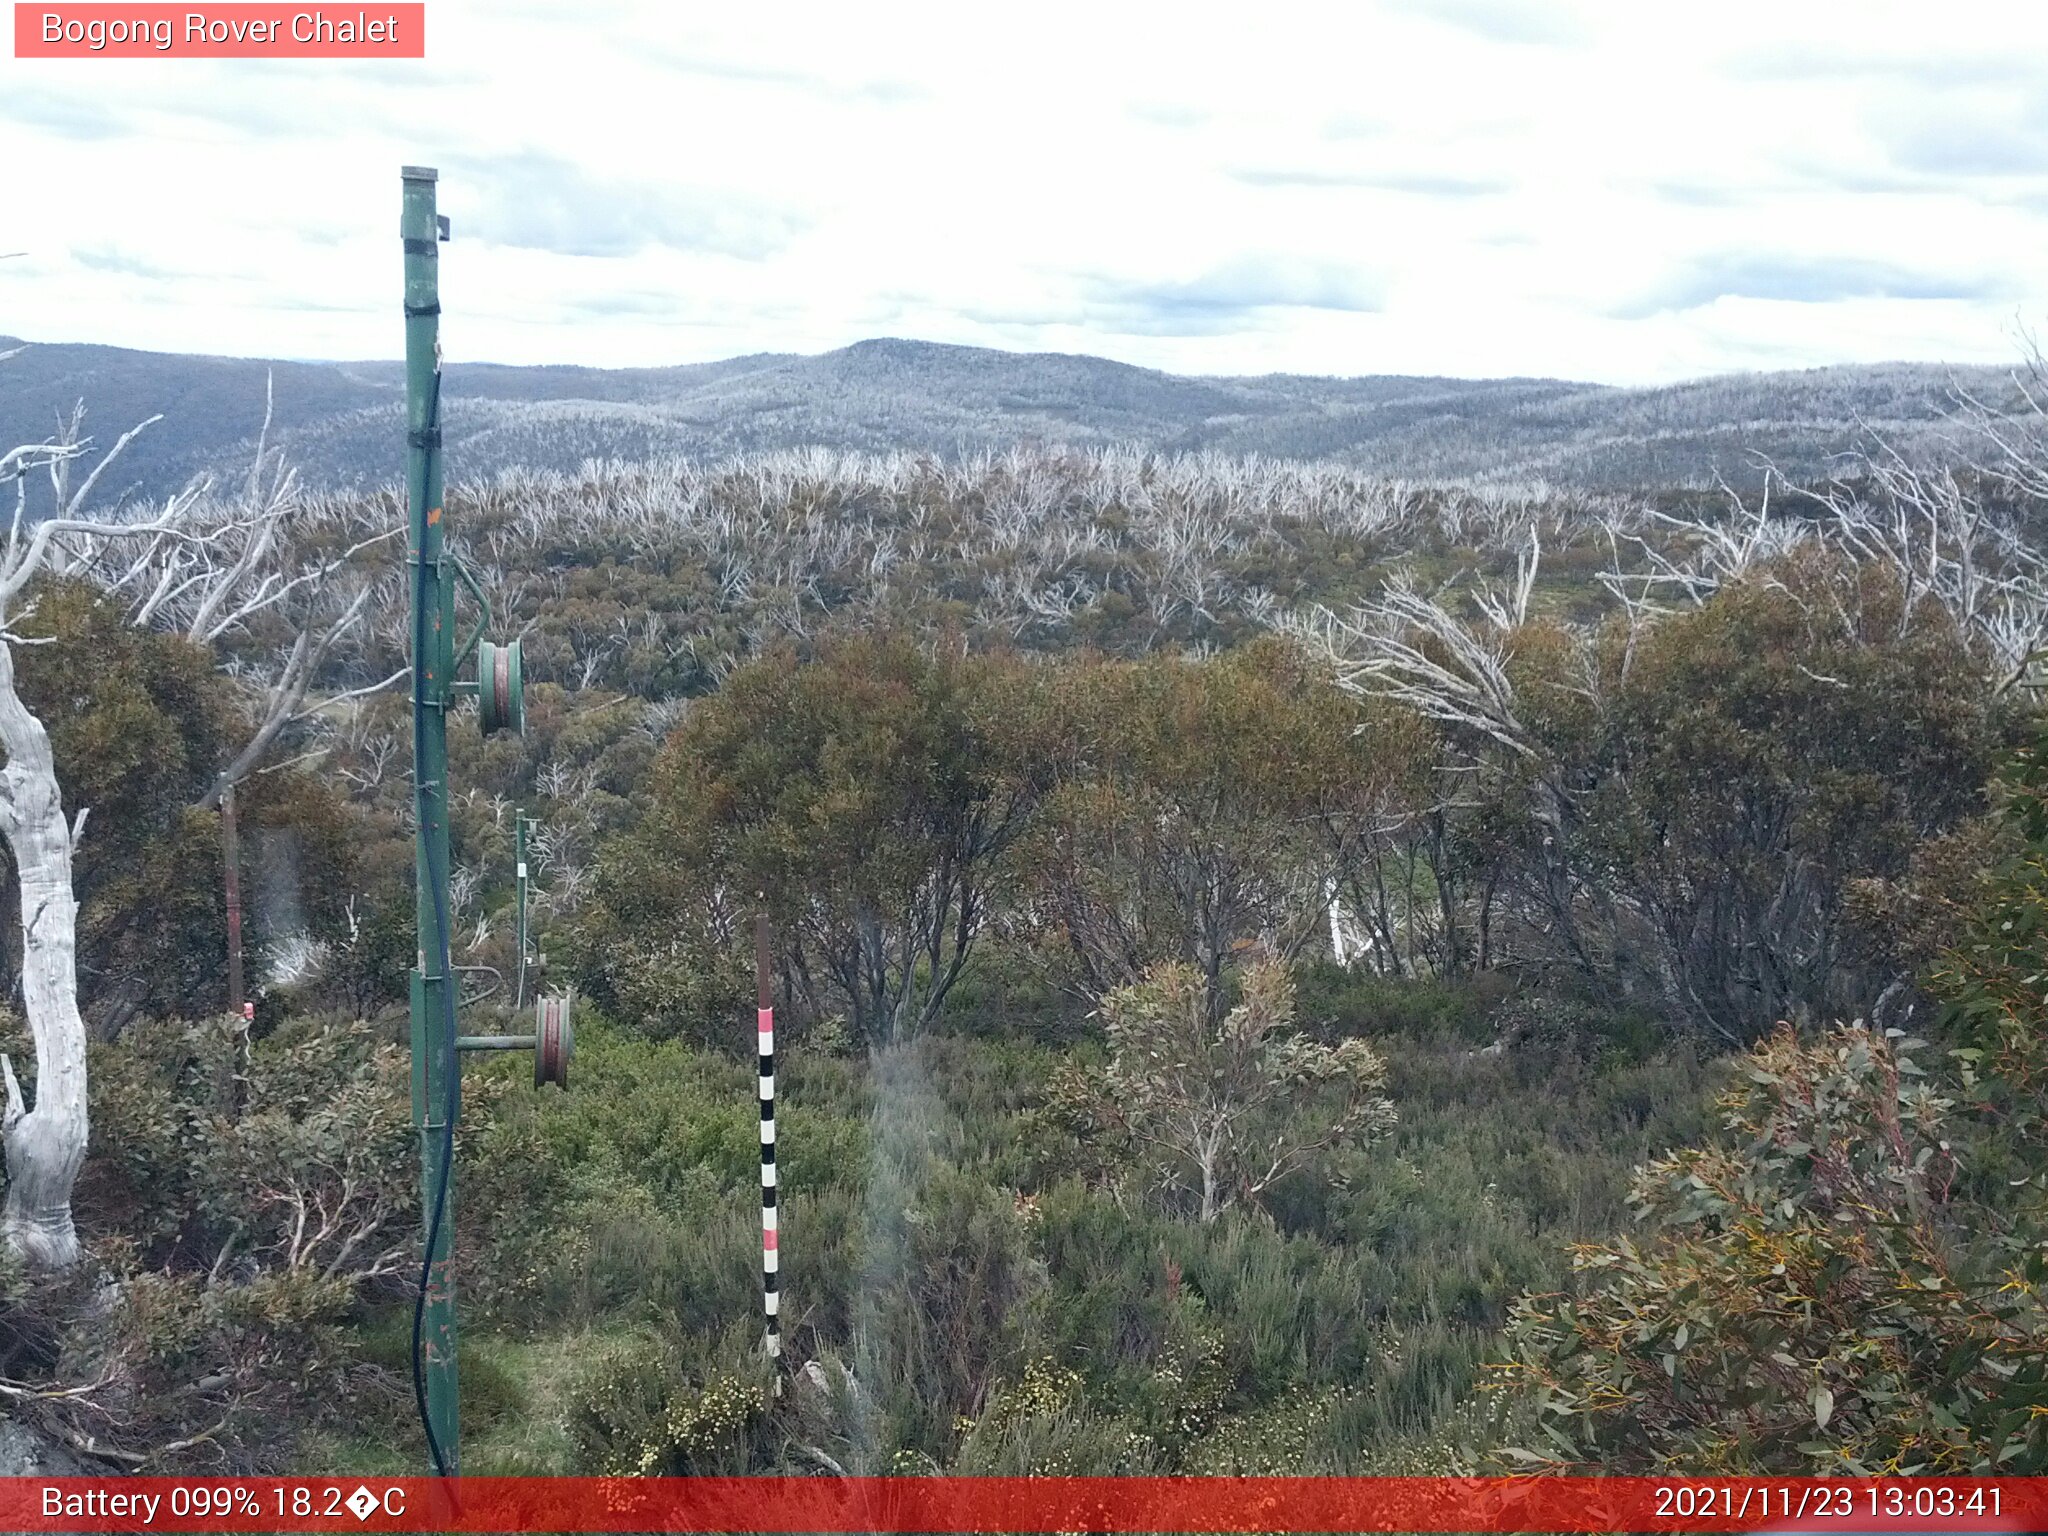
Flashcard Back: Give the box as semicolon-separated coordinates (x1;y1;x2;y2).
402;164;460;1476
514;813;530;1011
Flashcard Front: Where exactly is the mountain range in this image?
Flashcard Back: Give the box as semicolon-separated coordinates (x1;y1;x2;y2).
0;334;2020;508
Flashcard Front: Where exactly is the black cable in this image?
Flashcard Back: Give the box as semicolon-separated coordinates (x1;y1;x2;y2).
408;366;459;1480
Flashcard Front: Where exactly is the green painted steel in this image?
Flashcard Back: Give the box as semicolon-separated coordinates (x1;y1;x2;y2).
402;163;460;1477
456;1033;537;1051
505;640;524;732
514;811;535;1009
478;637;524;735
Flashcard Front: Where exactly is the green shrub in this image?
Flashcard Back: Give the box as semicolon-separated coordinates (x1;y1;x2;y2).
567;1331;772;1474
954;1358;1160;1474
1497;1025;2048;1474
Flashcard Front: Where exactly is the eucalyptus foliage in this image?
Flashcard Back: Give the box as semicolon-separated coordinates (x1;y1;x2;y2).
1100;960;1395;1223
1499;721;2048;1475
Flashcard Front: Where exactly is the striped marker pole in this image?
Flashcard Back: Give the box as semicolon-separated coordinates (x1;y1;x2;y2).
756;912;782;1381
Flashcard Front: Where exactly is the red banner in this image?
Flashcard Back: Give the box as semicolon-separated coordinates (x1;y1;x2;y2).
4;1476;2044;1532
13;4;424;58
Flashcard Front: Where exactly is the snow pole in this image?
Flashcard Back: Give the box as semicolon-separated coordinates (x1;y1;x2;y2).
757;910;782;1384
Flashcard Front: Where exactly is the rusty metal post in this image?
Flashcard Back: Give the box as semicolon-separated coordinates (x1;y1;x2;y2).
222;780;244;1018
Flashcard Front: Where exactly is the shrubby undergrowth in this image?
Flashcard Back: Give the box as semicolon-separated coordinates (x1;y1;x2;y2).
4;413;2044;1471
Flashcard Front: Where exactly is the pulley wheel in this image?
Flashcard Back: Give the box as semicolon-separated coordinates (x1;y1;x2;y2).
478;639;525;737
535;991;573;1089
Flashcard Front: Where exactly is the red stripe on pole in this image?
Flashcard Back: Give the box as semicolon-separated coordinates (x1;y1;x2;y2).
6;1477;2042;1532
762;1228;778;1250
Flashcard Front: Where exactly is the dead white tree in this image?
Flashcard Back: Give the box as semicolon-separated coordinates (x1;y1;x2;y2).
1794;434;2048;691
0;364;405;1267
1289;536;1614;981
1599;354;2048;692
57;378;408;808
1296;569;1538;760
0;406;217;1268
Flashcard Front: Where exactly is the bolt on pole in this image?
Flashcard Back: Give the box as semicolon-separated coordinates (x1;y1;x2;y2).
402;162;460;1477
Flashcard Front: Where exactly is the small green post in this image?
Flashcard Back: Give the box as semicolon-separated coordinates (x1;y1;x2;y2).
403;163;460;1477
514;812;535;1010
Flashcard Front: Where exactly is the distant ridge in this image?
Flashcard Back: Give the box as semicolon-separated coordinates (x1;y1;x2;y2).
0;333;2017;506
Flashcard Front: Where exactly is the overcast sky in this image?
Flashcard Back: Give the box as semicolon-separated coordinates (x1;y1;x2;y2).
4;0;2046;385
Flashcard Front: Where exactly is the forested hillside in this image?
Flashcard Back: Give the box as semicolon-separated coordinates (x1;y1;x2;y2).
0;334;2024;511
3;362;2048;1477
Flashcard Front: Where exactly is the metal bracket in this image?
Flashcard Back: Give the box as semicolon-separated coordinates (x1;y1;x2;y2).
455;992;572;1088
448;553;491;680
452;961;501;1008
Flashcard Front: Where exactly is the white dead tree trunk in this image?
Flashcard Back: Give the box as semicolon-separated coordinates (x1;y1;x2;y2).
0;405;213;1268
0;359;402;1265
0;627;87;1269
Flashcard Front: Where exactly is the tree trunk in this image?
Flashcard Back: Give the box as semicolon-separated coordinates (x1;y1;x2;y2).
0;643;87;1270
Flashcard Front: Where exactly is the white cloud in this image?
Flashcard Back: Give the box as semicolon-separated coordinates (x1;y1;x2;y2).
2;0;2045;384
